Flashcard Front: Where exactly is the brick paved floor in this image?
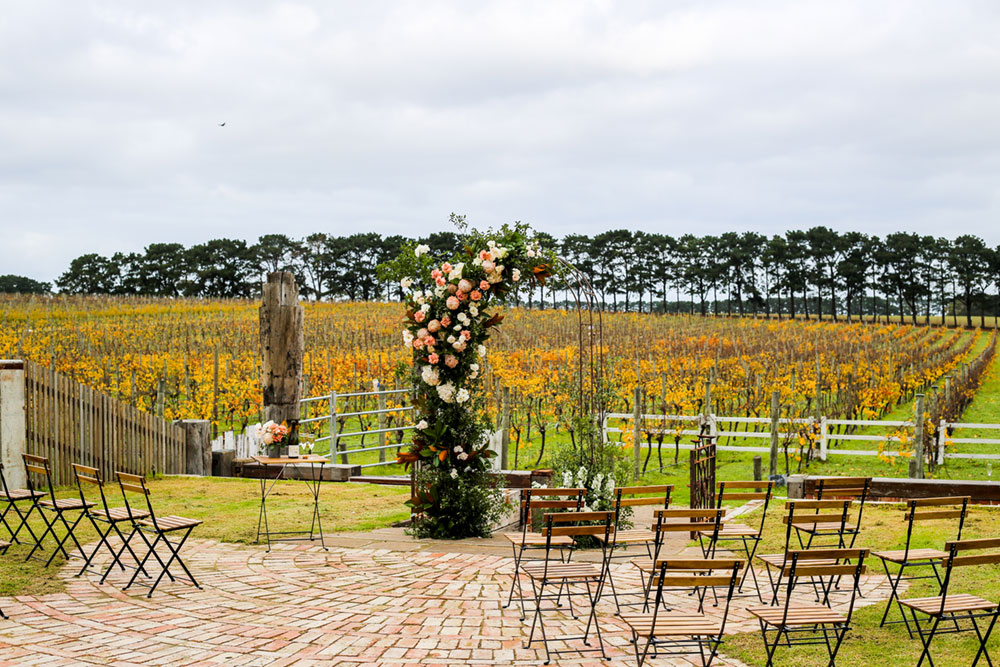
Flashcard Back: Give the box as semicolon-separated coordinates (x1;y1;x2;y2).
0;538;898;666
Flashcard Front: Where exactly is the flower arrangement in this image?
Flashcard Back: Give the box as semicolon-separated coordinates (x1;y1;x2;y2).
251;420;290;455
380;221;556;538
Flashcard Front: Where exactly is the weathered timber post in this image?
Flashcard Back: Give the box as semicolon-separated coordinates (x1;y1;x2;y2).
912;394;926;479
179;419;211;476
0;360;27;489
633;385;642;480
937;418;947;465
753;455;762;481
377;388;387;463
769;390;780;478
500;386;511;470
260;272;305;424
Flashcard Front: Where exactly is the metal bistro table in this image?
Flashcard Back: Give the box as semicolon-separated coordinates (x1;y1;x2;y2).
251;455;329;551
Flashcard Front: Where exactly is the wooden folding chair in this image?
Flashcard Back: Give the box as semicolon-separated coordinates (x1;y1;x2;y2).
874;496;969;636
22;454;93;566
0;462;44;547
748;548;869;666
622;557;743;667
502;487;586;620
699;480;774;602
593;484;673;614
900;538;1000;667
757;499;853;604
630;508;726;612
111;472;203;597
796;477;871;549
72;464;151;578
521;510;613;665
0;538;9;619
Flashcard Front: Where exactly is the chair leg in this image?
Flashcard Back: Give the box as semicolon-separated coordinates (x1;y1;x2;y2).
912;611;940;667
878;559;914;637
126;532;163;591
77;516;119;576
110;521;151;578
45;511;86;567
25;507;59;562
154;528;200;595
581;578;606;658
827;623;848;666
971;610;998;667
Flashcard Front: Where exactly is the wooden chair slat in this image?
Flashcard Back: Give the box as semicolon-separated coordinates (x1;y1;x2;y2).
25;464;48;475
655;508;723;519
654;558;744;570
787;548;868;560
545;510;612;522
616;484;673;495
785;499;852;509
718;481;774;489
721;492;768;501
784;513;851;524
951;553;1000;567
783;564;866;577
909;496;970;507
119;482;149;495
907;510;965;521
547;525;612;537
521;499;580;509
620;497;669;507
523;488;586;497
654;575;736;587
946;538;1000;551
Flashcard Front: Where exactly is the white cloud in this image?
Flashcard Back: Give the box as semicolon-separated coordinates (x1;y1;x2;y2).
0;0;998;282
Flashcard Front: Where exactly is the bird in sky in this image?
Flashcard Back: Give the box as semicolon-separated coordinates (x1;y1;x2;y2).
218;122;226;127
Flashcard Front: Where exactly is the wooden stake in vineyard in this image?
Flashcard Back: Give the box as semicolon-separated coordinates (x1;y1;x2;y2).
260;272;304;424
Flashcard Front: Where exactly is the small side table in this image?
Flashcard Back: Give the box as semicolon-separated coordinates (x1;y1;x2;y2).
251;455;328;551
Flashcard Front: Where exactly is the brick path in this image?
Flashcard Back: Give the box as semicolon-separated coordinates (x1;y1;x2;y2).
0;538;898;666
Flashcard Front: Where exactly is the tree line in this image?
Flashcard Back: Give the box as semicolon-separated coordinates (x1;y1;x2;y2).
10;227;1000;327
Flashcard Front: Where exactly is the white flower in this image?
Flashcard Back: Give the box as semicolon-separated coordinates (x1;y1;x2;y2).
527;249;536;258
415;295;426;305
477;344;487;357
420;303;431;313
416;420;429;430
447;335;456;344
402;330;414;346
470;363;480;372
512;268;521;282
473;257;483;267
452;340;466;351
496;265;505;274
469;305;479;317
437;383;456;403
562;472;572;487
434;285;446;297
458;312;469;323
487;272;501;284
453;324;462;331
453;445;463;453
449;468;458;479
415;244;430;257
456;388;470;404
400;277;413;289
448;262;464;280
421;365;440;386
457;452;469;461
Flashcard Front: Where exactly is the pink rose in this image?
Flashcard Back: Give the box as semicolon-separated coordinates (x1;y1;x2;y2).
427;319;441;333
479;250;491;260
457;291;468;301
423;335;436;347
435;276;446;287
413;339;424;349
417;328;428;338
442;262;452;273
440;315;452;327
447;283;458;294
470;290;482;301
414;311;425;323
480;280;490;290
431;269;442;279
428;353;439;364
482;260;495;273
453;340;467;352
446;296;460;310
445;355;459;368
458;279;472;293
461;330;472;340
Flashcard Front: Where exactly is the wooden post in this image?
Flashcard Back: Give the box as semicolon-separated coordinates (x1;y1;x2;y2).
633;385;642;480
0;360;26;490
212;347;220;439
819;416;828;462
260;272;305;424
753;455;762;481
377;388;387;463
769;390;780;478
937;418;947;465
178;419;211;476
913;394;926;479
501;386;510;470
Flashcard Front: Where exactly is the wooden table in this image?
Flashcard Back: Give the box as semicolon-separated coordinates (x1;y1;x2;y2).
251;455;328;551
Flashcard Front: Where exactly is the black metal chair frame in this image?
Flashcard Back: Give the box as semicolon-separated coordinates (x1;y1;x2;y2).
596;484;673;614
795;477;871;549
758;499;853;605
0;462;43;547
71;463;151;578
110;472;203;598
875;496;969;637
900;538;1000;667
751;548;868;667
700;480;774;602
625;557;743;667
0;538;9;619
22;454;92;566
522;510;613;665
503;487;586;620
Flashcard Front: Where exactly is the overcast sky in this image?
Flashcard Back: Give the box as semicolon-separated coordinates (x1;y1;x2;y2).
2;1;999;283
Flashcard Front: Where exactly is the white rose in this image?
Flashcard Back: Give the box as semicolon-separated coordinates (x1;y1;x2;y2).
421;365;440;386
453;445;463;453
453;324;462;331
402;330;414;345
448;262;464;280
477;344;487;357
400;277;413;289
456;388;470;404
416;420;429;430
450;468;459;479
527;249;536;258
469;305;479;317
458;452;469;461
421;303;431;313
434;285;446;297
415;244;430;257
437;383;455;403
512;268;521;282
415;295;425;305
473;257;483;267
447;335;456;344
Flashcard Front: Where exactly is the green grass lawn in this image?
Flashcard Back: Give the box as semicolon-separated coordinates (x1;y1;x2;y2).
718;503;1000;666
0;476;410;598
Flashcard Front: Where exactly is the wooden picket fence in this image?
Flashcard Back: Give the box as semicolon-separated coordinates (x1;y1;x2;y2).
24;360;186;486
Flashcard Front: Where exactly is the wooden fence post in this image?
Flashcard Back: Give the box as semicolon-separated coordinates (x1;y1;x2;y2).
260;272;304;424
912;394;926;479
633;385;642;480
0;360;26;490
178;419;211;476
819;416;828;462
377;388;387;463
937;418;947;465
769;390;780;477
501;386;510;470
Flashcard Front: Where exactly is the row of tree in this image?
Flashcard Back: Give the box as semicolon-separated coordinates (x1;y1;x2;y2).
16;228;1000;326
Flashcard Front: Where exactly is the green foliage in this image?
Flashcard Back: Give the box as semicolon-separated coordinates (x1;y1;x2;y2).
408;467;509;539
0;274;50;294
